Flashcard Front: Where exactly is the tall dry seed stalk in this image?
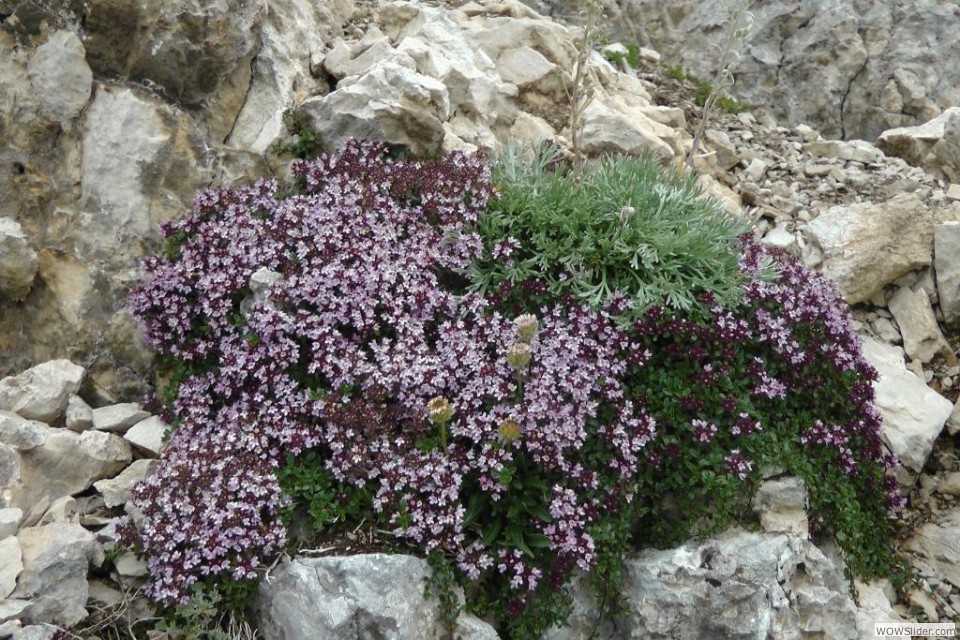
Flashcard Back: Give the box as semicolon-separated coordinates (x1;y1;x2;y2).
567;0;606;167
683;0;755;174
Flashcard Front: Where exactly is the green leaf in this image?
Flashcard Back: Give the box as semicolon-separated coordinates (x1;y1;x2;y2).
482;518;505;547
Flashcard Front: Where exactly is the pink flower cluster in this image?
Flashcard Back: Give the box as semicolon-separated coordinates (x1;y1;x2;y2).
125;141;653;604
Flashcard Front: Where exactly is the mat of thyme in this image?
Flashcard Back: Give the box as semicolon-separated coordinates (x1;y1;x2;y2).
123;140;906;638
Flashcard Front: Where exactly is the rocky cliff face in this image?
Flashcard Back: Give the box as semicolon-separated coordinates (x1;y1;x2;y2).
0;0;352;401
3;0;960;637
567;0;960;142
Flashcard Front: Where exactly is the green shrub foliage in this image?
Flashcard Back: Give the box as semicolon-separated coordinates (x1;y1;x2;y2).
470;144;752;315
123;141;904;638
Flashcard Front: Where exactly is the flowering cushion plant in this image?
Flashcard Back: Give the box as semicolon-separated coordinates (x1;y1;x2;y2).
123;141;905;637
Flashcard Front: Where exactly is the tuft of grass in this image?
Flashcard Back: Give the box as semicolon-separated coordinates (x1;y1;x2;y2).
664;64;751;114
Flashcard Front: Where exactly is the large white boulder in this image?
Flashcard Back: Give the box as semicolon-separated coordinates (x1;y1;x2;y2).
3;423;131;512
257;554;498;640
547;530;866;639
860;337;952;480
12;521;102;627
806;194;934;304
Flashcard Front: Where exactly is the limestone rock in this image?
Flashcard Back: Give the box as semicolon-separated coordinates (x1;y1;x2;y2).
0;413;46;452
81;0;262;140
497;46;557;87
803;140;885;164
91;403;150;434
5;424;132;513
0;600;29;624
94;459;158;508
805;194;934;304
704;129;739;170
0;509;22;539
113;552;148;579
79;87;208;255
26;30;93;123
0;536;22;599
37;496;76;526
947;398;960;437
904;507;960;591
751;476;808;536
887;287;955;364
0;218;38;302
301;61;450;156
0;445;21;506
12;522;102;627
123;416;169;457
509;112;557;145
613;1;960;140
462;11;575;72
936;472;960;497
860;337;952;479
935;222;960;326
64;395;93;433
696;174;743;217
226;0;355;151
324;30;397;80
257;554;499;640
548;530;860;639
878;108;960;180
0;361;84;423
761;222;797;253
13;624;61;640
580;98;675;161
854;580;907;631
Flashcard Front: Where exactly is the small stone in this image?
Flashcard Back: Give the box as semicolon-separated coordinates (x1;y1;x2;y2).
743;157;769;182
760;222;796;252
861;337;952;481
888;286;955;364
804;139;885;164
0;218;39;302
0;361;85;423
638;47;660;64
937;472;960;496
13;623;61;640
804;163;834;177
87;580;124;607
92;403;150;434
947;399;960;436
64;395;93;432
0;412;46;451
113;551;148;579
752;476;808;535
872;317;902;344
123;416;169;457
20;498;49;530
0;509;22;539
38;496;76;525
94;459;157;508
947;184;960;201
794;124;819;141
